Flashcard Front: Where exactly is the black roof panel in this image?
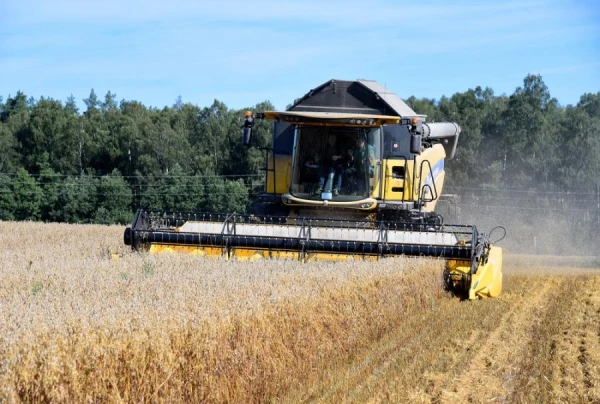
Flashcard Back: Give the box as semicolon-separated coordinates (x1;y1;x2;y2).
288;79;418;118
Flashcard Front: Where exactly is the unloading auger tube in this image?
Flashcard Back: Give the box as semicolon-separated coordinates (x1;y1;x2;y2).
123;209;503;300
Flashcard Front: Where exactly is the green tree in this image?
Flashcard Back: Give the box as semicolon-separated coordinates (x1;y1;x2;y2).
140;109;191;174
23;97;71;173
83;89;100;115
0;174;15;220
91;94;125;175
101;91;118;113
36;153;61;220
12;168;43;220
202;176;249;213
51;175;98;223
405;97;445;122
1;91;28;122
3;92;31;173
495;74;560;188
117;101;148;177
65;94;79;115
556;101;600;190
195;100;231;174
577;92;600;117
0;121;19;173
437;90;483;186
94;169;133;224
138;165;204;211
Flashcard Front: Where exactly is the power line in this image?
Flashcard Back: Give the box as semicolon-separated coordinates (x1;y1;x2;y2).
0;172;264;179
0;186;253;196
445;186;597;196
1;182;262;190
455;203;596;213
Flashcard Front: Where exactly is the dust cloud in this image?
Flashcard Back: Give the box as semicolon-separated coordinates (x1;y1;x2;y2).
438;188;600;265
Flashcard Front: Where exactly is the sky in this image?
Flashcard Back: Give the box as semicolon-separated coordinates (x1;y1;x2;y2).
1;0;599;112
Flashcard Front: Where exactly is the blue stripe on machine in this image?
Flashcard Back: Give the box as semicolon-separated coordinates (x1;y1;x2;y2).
425;160;444;186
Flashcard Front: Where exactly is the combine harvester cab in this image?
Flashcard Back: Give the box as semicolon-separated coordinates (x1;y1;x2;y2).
124;79;503;300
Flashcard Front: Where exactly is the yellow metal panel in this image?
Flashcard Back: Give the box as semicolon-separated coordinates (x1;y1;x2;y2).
470;246;503;299
415;144;446;212
446;259;471;274
148;245;224;256
304;253;379;262
368;164;382;199
446;247;503;300
229;249;300;261
381;159;414;202
266;154;292;194
146;244;381;263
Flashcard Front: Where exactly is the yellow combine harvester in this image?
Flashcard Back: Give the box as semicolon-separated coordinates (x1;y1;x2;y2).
124;79;503;300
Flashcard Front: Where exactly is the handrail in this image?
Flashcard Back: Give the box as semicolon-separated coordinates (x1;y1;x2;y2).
259;147;276;196
415;159;440;207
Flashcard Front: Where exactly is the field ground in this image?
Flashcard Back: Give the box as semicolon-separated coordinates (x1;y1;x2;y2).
0;221;599;403
291;269;600;403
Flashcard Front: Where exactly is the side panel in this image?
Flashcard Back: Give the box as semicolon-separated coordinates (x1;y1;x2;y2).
381;158;415;202
416;144;446;212
266;154;292;194
470;246;503;299
273;122;294;155
380;124;413;203
379;144;446;208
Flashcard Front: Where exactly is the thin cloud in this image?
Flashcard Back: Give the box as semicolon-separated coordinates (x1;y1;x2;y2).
537;62;600;76
3;0;550;26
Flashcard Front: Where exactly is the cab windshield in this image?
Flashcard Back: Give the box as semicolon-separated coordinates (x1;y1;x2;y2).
289;126;381;201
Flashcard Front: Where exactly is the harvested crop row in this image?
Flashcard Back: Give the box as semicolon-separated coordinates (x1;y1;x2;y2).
284;274;551;402
543;276;600;404
295;271;600;403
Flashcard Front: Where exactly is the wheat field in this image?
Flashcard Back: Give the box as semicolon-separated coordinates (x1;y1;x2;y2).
0;221;598;403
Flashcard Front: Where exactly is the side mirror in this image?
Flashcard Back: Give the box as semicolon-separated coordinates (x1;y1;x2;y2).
410;134;422;154
242;113;254;146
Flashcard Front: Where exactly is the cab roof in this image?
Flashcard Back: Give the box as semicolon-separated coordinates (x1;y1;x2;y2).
286;79;421;118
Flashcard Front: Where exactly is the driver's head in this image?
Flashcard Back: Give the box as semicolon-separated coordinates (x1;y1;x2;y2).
357;137;365;148
328;134;337;146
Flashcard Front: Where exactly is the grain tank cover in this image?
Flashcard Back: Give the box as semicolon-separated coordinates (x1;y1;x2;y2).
357;79;419;118
288;79;419;118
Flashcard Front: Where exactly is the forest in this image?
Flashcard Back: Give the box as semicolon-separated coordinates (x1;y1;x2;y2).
1;74;599;232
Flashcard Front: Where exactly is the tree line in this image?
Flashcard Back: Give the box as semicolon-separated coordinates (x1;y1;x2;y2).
0;74;599;226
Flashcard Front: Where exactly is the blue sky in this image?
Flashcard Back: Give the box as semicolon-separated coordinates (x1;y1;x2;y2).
1;0;599;111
